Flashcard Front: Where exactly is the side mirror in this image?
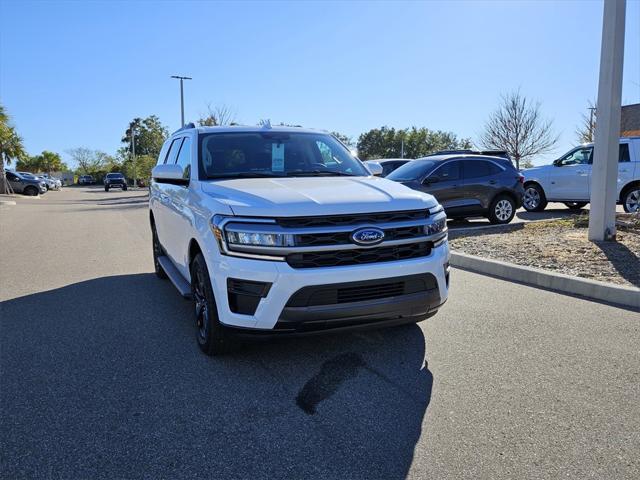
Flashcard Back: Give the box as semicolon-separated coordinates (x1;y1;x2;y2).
152;164;187;184
422;176;439;184
366;162;383;176
553;159;561;167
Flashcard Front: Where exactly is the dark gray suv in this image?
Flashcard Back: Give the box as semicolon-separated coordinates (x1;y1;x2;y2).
387;155;524;224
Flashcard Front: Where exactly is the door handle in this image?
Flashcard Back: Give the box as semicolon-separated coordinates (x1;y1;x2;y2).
620;169;628;173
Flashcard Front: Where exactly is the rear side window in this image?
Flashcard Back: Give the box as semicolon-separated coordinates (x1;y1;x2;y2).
164;138;183;165
463;160;500;179
619;144;630;162
432;161;461;181
175;137;192;179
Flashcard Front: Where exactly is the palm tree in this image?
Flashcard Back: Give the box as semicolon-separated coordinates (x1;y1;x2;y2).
0;104;27;194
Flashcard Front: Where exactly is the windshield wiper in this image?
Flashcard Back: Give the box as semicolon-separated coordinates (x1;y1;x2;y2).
285;170;358;177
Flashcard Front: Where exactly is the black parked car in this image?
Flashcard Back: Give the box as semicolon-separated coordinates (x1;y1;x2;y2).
104;172;127;191
387;154;524;224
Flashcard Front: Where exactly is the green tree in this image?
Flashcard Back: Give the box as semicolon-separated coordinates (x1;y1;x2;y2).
331;132;355;148
68;148;108;175
0;104;28;193
17;150;67;173
121;115;168;160
357;126;471;160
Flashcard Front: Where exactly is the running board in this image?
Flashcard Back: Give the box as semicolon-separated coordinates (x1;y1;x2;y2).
157;255;192;299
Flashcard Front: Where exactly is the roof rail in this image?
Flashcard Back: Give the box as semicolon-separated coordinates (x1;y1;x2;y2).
425;149;511;159
172;122;196;135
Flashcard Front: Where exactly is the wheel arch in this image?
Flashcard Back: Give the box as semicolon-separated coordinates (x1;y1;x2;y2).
188;238;203;267
619;180;640;202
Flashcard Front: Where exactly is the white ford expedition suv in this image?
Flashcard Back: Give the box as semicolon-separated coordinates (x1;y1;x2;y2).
522;137;640;213
150;125;450;355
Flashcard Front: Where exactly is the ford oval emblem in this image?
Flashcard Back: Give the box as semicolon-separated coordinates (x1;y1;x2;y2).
351;227;385;246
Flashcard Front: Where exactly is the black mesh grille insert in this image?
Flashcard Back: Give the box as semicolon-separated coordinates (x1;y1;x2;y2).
286;242;432;268
285;273;437;307
276;209;428;228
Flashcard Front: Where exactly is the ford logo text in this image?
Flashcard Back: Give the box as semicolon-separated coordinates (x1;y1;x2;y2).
351;228;385;246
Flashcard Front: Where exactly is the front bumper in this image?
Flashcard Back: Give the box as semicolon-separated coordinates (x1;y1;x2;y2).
207;239;450;331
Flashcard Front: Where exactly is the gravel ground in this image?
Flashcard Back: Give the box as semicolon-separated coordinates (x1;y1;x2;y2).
449;214;640;288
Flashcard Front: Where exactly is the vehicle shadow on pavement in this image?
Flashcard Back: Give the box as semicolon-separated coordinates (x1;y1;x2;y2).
0;274;432;480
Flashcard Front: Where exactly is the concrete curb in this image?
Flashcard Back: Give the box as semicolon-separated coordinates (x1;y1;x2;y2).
450;251;640;310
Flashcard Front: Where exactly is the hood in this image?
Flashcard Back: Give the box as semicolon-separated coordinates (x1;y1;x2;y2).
200;176;437;217
522;164;552;178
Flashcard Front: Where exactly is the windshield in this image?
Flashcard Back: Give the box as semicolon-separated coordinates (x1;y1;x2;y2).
387;160;436;182
199;132;368;179
107;173;123;178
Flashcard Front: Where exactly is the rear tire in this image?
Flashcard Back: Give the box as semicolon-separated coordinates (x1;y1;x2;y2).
190;253;234;356
488;194;516;224
105;186;109;192
152;224;168;279
24;186;38;196
564;202;587;210
123;186;128;191
621;186;640;213
523;184;547;212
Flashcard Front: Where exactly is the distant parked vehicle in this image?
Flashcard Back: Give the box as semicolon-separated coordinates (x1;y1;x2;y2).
5;171;47;196
387;154;524;224
18;172;59;191
522;137;640;213
78;175;95;185
104;173;128;191
37;173;63;190
366;159;410;177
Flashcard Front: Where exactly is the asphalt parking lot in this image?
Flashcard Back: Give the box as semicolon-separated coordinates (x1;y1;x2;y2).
1;187;638;480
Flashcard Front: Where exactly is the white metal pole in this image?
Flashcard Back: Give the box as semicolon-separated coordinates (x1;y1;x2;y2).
588;0;626;242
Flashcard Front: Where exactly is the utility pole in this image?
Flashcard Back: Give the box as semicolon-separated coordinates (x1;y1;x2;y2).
171;75;192;127
588;0;626;242
131;123;137;189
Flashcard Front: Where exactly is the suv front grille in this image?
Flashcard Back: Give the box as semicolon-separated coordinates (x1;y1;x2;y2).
276;209;428;228
286;241;432;268
294;225;424;247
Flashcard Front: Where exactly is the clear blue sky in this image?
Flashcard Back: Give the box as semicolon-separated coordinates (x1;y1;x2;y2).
1;0;639;167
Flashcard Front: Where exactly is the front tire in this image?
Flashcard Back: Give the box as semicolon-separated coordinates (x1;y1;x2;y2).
564;202;587;210
105;186;109;192
152;224;168;279
488;195;516;224
622;186;640;213
24;186;38;196
190;253;233;356
523;184;547;212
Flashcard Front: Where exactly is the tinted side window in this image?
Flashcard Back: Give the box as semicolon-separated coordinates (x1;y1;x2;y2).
6;172;17;181
164;138;183;165
463;160;497;179
175;137;192;179
432;161;460;181
619;144;630;163
560;147;592;166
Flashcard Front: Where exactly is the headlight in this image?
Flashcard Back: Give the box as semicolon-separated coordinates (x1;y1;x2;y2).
424;217;447;236
226;230;294;247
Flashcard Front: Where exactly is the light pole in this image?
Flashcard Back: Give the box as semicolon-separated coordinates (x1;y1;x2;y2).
588;0;626;241
131;122;137;189
171;75;192;127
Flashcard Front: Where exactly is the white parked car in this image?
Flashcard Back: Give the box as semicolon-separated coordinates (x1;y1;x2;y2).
150;125;450;355
522;137;640;213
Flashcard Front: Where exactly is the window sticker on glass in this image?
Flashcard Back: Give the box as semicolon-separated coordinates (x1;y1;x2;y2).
272;143;285;172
